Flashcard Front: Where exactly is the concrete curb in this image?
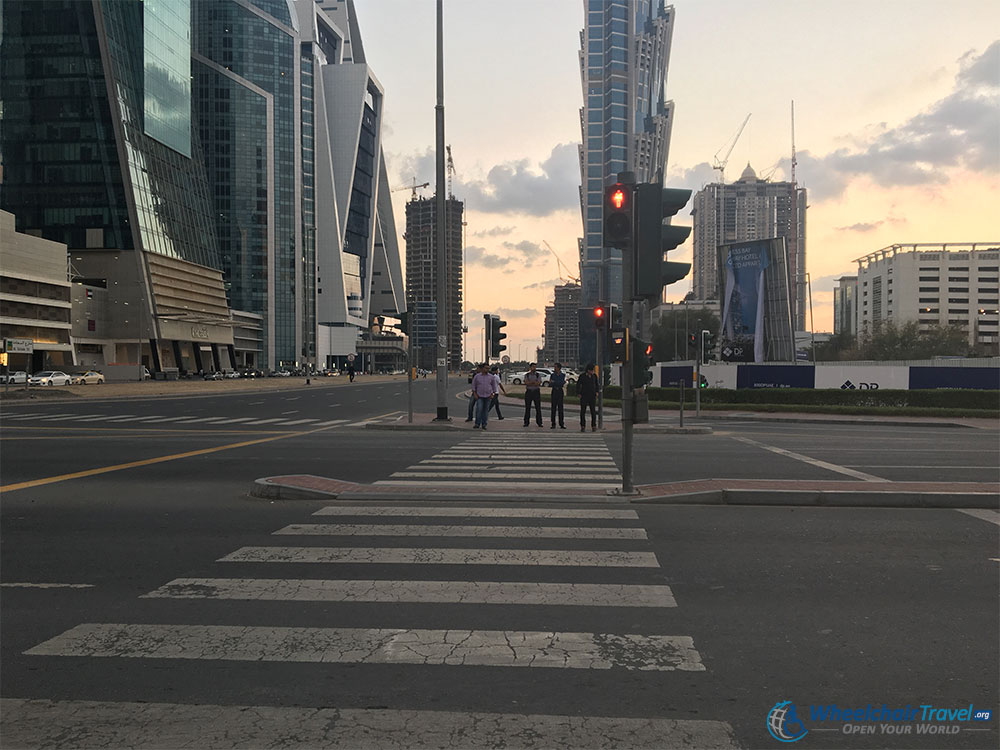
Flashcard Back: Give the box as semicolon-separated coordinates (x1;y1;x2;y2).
632;488;999;509
250;474;998;509
694;413;990;429
365;421;712;434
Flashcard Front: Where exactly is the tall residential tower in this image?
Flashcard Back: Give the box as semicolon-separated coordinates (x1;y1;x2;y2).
577;0;677;308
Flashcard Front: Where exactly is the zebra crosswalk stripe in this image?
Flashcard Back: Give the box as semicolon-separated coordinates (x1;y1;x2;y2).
142;577;677;607
311;506;638;519
219;545;660;567
26;623;704;671
274;523;646;539
0;698;741;749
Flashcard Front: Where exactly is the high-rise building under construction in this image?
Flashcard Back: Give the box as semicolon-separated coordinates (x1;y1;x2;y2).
404;197;463;370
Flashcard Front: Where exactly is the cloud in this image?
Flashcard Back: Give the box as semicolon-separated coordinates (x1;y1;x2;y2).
798;41;1000;201
390;144;581;218
497;307;538;319
837;221;884;232
501;240;546;266
666;161;718;190
472;225;516;237
465;245;511;268
523;277;564;290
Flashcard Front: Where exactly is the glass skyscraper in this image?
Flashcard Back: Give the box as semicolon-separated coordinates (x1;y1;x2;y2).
577;0;677;309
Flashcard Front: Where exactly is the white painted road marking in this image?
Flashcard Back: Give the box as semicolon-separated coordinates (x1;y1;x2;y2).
312;506;638;519
375;479;623;489
274;524;646;539
280;418;319;425
1;583;94;589
0;698;741;749
26;623;703;671
956;509;1000;527
143;578;676;607
730;436;891;482
391;472;623;480
220;546;660;567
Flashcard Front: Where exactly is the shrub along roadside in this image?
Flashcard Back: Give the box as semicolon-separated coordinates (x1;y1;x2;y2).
505;386;996;418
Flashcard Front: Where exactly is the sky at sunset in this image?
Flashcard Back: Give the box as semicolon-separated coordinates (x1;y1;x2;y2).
353;0;1000;361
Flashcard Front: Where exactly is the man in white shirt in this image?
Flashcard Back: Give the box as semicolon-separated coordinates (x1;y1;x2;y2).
488;365;506;420
471;363;498;429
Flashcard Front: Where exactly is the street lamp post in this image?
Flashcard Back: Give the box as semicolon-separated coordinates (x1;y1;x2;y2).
433;0;449;420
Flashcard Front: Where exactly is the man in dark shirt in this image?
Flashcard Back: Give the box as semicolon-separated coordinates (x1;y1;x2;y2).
522;363;543;427
549;362;567;429
577;362;600;432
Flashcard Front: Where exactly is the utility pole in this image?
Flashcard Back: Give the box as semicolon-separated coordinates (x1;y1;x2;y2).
433;0;448;420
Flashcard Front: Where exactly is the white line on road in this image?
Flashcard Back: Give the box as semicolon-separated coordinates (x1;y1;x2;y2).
134;416;188;423
274;524;645;539
75;415;136;422
0;698;740;749
418;461;619;469
101;415;160;423
279;418;319;425
37;414;104;421
219;546;659;567
143;578;676;607
845;465;997;469
313;419;348;427
730;436;890;482
956;509;1000;527
219;417;255;423
172;416;226;424
312;506;638;519
281;411;298;415
6;413;75;421
1;583;94;589
242;418;289;425
26;623;702;671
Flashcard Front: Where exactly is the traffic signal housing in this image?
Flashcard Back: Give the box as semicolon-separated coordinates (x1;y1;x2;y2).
398;311;410;336
603;183;634;250
701;330;717;364
593;304;606;329
633;183;692;301
490;315;507;356
631;338;653;388
610;330;627;363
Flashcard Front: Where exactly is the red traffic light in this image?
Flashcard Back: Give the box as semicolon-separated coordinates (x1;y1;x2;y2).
610;188;626;210
594;307;604;318
594;306;606;329
645;343;653;356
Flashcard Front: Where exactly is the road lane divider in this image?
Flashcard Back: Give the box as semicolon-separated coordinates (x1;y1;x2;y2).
0;423;342;494
729;435;891;482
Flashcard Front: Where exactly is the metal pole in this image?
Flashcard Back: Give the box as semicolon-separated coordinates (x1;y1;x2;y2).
407;332;414;423
596;328;603;429
695;332;701;417
433;0;448;420
679;380;685;427
807;272;816;363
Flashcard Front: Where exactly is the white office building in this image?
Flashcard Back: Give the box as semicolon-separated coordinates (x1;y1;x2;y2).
854;243;1000;352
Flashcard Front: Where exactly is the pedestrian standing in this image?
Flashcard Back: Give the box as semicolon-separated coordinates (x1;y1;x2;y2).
471;363;496;429
578;362;599;432
489;366;506;420
523;362;543;427
465;365;478;422
549;362;566;429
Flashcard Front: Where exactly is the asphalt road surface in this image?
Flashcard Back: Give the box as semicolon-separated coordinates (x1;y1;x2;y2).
1;380;997;748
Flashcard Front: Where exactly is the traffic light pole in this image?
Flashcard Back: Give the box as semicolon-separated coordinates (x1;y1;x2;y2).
695;333;702;417
407;331;414;424
595;329;603;429
620;300;635;495
433;0;448;421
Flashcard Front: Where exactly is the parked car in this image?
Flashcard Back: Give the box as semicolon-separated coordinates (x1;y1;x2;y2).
1;371;28;384
224;370;241;379
508;368;552;385
203;371;224;381
29;370;72;386
72;370;105;385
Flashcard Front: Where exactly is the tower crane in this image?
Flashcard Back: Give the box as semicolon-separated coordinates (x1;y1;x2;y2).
446;145;456;199
543;240;580;284
392;177;430;200
712;113;751;184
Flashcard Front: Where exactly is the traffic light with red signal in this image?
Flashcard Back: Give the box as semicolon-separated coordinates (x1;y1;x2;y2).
604;183;634;250
593;305;606;329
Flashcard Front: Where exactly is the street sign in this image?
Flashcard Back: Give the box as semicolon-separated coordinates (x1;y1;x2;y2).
3;338;33;354
436;357;447;367
501;355;510;364
437;335;447;348
347;354;355;362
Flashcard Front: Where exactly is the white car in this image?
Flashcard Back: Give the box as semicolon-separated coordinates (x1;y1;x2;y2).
508;368;552;385
29;370;72;386
1;371;27;384
73;370;105;385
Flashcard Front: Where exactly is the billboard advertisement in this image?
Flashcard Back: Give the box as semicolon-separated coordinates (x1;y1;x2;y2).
717;239;795;362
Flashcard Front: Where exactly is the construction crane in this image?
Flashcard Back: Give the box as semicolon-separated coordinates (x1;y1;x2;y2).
543;240;580;284
712;113;751;184
393;177;430;200
445;145;456;199
790;100;798;186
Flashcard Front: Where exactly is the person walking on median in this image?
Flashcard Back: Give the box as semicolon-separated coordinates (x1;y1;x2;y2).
549;362;567;429
523;362;543;427
578;362;600;432
489;365;506;420
465;365;478;422
471;363;497;430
